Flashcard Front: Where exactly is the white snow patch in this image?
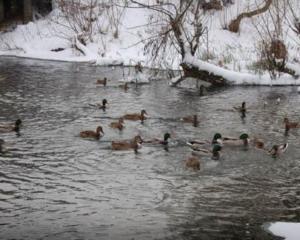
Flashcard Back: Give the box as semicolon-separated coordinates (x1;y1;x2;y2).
183;54;300;86
268;222;300;240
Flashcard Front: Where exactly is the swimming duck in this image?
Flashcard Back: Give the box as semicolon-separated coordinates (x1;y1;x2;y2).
123;110;147;123
111;135;143;153
119;82;129;91
284;117;299;132
223;133;250;147
233;101;246;118
110;118;124;131
268;143;288;158
189;143;222;160
97;99;108;110
0;119;22;133
80;126;104;139
96;77;107;86
185;156;200;170
143;133;171;146
181;115;199;127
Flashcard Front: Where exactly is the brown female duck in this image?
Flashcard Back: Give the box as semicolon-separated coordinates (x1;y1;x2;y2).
284;117;299;132
185;156;200;170
0;119;22;133
110;118;124;131
111;135;143;153
80;126;104;139
123;110;147;123
96;77;107;86
181;115;199;127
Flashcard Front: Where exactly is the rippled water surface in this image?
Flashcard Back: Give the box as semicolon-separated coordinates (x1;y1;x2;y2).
0;57;300;240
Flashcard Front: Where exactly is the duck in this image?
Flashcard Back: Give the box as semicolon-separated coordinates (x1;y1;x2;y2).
181;115;199;127
268;143;288;158
233;101;246;118
223;133;250;147
97;99;108;110
143;133;171;146
119;82;129;91
80;126;104;140
110;118;124;131
189;143;223;160
111;135;143;153
123;109;147;123
283;117;299;132
0;119;22;133
96;77;107;86
185;156;200;170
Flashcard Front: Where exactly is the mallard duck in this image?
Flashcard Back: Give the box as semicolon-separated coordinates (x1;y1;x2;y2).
80;126;104;139
185;156;200;170
119;82;129;91
97;99;108;110
110;118;124;131
284;117;299;131
96;77;107;86
0;119;22;133
233;101;246;118
268;143;288;158
189;143;222;160
223;133;250;147
123;110;147;123
111;135;143;153
144;133;171;146
181;115;199;127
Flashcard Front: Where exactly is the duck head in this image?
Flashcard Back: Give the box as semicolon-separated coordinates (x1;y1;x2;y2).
102;99;107;106
14;119;22;132
269;145;278;157
96;126;104;135
212;133;222;144
103;77;107;86
239;133;249;146
133;135;143;153
141;110;147;123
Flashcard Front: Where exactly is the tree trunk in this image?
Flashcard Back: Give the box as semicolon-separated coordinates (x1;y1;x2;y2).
228;0;272;33
171;63;228;87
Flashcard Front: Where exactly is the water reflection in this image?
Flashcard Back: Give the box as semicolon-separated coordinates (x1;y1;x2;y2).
0;57;300;239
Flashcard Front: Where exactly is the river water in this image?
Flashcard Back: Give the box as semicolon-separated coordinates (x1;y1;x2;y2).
0;57;299;240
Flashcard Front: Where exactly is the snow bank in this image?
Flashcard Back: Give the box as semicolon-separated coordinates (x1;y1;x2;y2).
182;54;300;86
268;222;300;240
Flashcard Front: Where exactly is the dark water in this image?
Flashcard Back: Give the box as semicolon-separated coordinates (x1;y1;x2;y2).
0;57;299;240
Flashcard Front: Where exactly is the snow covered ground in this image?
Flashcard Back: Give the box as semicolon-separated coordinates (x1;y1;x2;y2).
1;0;300;85
268;222;300;240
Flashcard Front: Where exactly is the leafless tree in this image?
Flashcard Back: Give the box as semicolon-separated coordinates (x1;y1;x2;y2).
129;0;207;67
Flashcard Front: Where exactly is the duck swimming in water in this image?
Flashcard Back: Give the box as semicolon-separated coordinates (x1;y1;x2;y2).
0;119;22;133
123;110;147;123
143;133;171;146
80;126;104;140
268;143;288;158
233;102;246;118
185;156;200;170
283;117;299;132
111;135;143;153
96;77;107;86
110;118;124;131
223;133;250;147
97;99;108;111
181;115;199;127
